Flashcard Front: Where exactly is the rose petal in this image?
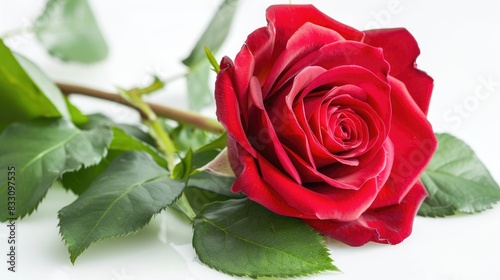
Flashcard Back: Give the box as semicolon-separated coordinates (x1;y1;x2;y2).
302;87;382;161
230;142;315;219
243;26;275;80
231;45;254;123
284;139;392;191
363;28;434;114
304;180;428;246
258;141;393;220
276;41;390;91
262;22;345;97
246;76;302;183
266;5;364;43
267;66;327;169
297;66;391;163
370;77;437;208
215;57;256;157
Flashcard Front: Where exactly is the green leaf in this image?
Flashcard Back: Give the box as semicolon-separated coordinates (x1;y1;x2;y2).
34;0;108;63
172;149;194;181
62;123;167;194
191;132;226;169
165;121;218;152
204;46;220;72
193;199;338;278
58;151;184;263
418;133;500;217
187;172;239;198
80;114;162;164
182;0;239;67
0;118;112;221
61;150;121;195
195;132;226;153
192;149;221;172
184;186;232;216
186;62;212;110
15;54;71;118
114;123;156;146
65;97;89;125
77;114;155;145
0;40;69;127
126;75;165;96
182;0;239;110
109;127;167;167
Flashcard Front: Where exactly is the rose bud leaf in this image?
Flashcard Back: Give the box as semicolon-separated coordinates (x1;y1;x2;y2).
193;198;338;278
418;133;500;217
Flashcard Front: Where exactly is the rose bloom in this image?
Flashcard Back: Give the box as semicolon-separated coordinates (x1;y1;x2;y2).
215;5;437;246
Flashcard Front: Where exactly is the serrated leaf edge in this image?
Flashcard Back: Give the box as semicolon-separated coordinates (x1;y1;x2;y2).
192;213;338;278
58;173;183;263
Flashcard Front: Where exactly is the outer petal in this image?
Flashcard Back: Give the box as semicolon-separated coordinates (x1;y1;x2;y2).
267;5;364;42
240;27;275;83
276;41;390;93
370;77;437;208
262;22;345;97
230;140;316;219
257;141;393;221
363;28;434;114
304;181;428;246
215;57;256;157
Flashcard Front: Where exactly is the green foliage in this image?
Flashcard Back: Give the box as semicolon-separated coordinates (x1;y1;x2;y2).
109;127;167;167
0;40;69;128
186;62;212;111
65;97;89;125
187;172;237;198
0;118;112;221
183;186;232;216
61;151;120;195
204;46;221;72
182;0;239;67
193;198;338;278
62;115;167;194
182;0;240;110
165;122;219;152
59;151;184;263
172;149;194;181
419;133;500;217
34;0;108;63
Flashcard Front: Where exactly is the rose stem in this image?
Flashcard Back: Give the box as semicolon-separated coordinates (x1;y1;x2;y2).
56;82;225;134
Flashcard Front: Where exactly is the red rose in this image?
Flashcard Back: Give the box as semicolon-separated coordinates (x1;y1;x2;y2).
215;5;437;246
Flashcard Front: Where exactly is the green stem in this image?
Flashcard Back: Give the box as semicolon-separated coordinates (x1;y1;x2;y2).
175;193;196;221
145;119;176;171
117;87;196;221
118;87;177;171
57;82;225;134
128;76;165;97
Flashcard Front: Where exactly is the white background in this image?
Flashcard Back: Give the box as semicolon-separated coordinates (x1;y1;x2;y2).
1;0;500;279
